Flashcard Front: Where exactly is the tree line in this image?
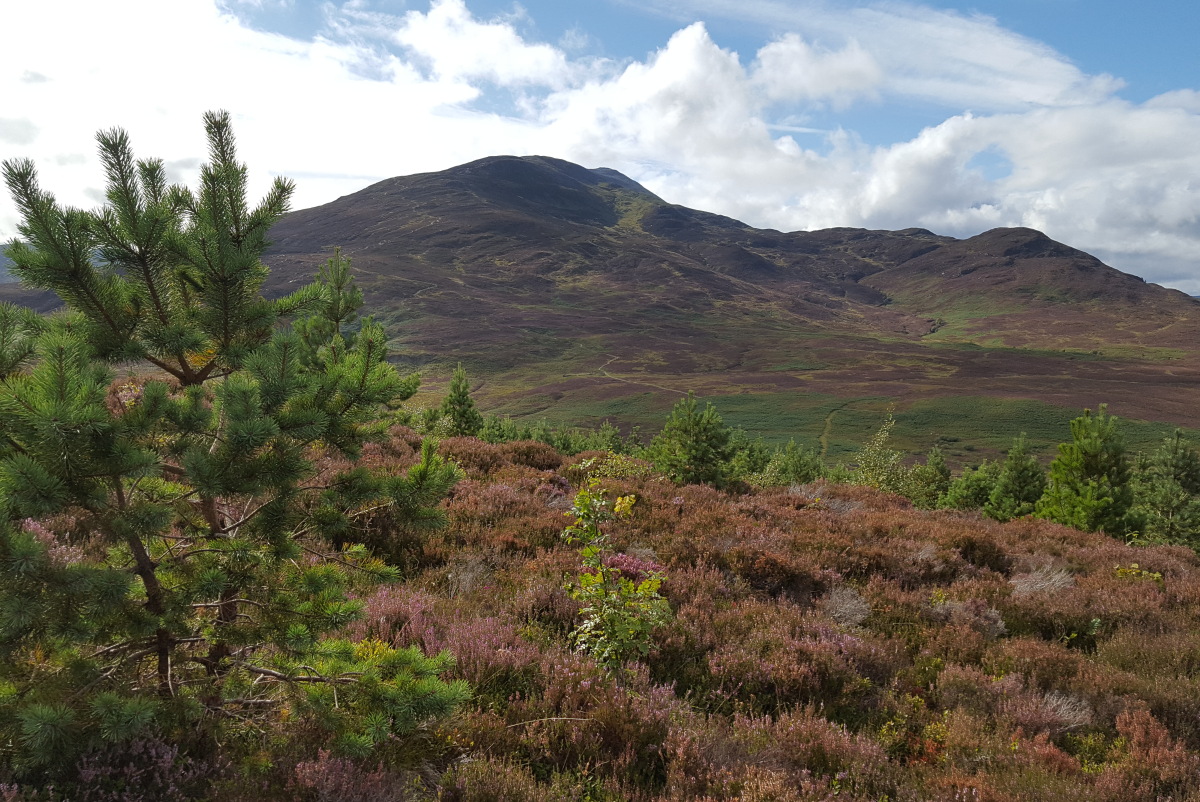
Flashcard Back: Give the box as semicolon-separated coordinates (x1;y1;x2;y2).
429;371;1200;548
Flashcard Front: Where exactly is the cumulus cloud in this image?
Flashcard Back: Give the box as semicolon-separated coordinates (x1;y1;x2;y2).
752;35;882;105
541;24;767;162
393;0;577;88
0;0;537;218
0;0;1197;292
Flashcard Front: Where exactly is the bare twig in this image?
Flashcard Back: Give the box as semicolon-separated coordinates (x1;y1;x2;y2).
506;717;595;729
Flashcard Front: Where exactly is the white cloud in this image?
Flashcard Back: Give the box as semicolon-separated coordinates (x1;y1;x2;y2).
392;0;576;88
1145;89;1200;113
752;34;882;106
0;0;1197;292
0;0;538;221
220;0;294;8
541;24;767;160
627;0;1123;109
0;119;39;146
846;3;1123;108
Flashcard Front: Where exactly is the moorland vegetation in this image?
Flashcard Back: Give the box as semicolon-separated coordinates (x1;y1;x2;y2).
2;115;1200;801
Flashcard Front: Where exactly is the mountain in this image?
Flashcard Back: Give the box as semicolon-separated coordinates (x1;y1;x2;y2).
4;155;1199;457
258;155;1200;456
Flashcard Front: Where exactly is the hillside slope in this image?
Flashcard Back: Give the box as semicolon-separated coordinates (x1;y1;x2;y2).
259;155;1200;446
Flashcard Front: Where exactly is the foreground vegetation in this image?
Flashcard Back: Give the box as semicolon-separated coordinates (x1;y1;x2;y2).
4;115;1200;801
12;427;1200;801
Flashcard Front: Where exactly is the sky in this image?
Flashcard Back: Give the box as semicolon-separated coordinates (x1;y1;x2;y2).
2;0;1198;290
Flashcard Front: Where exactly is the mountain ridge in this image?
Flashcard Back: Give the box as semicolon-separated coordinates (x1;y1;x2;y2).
4;155;1199;453
254;155;1200;449
261;154;1198;349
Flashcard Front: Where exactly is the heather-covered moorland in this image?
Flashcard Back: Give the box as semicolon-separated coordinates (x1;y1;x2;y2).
8;421;1200;801
4;114;1200;802
364;431;1200;802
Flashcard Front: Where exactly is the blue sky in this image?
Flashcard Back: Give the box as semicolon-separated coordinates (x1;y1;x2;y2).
2;0;1198;290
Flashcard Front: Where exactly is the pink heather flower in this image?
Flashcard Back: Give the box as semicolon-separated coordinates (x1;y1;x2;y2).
22;519;84;568
603;553;665;584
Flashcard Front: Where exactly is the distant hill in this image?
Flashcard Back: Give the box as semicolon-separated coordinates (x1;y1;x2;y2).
258;155;1200;457
0;243;57;309
3;156;1199;457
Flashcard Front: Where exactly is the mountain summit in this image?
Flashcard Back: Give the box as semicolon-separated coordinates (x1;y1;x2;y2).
266;155;1194;344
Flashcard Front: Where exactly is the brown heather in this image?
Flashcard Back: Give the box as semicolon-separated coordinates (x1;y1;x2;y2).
357;441;1200;801
17;434;1200;801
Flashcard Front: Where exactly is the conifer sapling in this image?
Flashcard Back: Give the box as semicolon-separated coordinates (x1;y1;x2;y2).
1035;405;1134;536
440;362;483;437
648;392;734;487
0;112;466;778
984;434;1046;522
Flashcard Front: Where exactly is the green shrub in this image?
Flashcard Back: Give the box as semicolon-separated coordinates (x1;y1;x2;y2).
563;481;671;675
645;393;734;487
1036;405;1136;536
940;460;1001;510
744;439;824;488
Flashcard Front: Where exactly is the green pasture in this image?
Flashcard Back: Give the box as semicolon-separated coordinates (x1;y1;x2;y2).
494;388;1199;467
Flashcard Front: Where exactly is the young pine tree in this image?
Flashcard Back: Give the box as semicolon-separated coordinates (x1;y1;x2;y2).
727;429;772;481
294;246;364;366
647;392;734;487
440;362;483;437
1035;405;1135;536
1130;430;1200;547
938;461;1001;510
908;446;952;509
984;434;1046;522
0;113;466;779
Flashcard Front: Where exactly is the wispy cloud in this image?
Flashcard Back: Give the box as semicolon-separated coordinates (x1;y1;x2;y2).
624;0;1124;108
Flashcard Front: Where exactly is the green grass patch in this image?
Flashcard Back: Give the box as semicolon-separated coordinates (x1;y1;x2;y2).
682;392;896;460
491;390;679;434
493;388;1200;469
767;359;829;372
890;397;1200;465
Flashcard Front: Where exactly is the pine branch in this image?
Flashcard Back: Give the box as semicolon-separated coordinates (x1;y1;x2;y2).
237;663;361;685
